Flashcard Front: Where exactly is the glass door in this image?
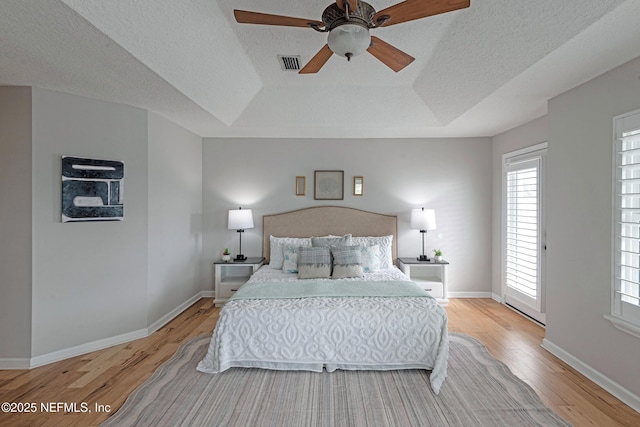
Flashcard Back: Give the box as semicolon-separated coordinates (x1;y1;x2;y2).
503;146;546;324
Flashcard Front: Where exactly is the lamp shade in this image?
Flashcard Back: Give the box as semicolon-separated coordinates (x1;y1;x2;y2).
228;208;254;230
327;24;371;58
411;208;436;231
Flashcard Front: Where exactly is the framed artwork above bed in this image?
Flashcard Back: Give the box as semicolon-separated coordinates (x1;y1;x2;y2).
314;170;343;200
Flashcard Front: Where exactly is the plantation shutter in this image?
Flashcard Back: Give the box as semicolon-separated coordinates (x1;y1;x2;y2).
505;157;540;304
613;112;640;327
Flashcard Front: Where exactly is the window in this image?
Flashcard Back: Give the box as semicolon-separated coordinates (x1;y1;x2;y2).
609;110;640;339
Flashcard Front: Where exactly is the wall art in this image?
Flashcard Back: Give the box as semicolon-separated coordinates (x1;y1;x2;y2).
314;170;344;200
61;156;124;222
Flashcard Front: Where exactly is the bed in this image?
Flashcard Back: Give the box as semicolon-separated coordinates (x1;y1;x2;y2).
197;207;449;393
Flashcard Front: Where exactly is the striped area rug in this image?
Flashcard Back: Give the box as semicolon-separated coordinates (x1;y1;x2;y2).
101;333;570;426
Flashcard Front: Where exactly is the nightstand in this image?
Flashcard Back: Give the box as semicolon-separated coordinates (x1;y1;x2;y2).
213;257;264;306
397;258;449;306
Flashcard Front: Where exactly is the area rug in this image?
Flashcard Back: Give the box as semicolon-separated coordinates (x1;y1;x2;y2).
100;333;570;426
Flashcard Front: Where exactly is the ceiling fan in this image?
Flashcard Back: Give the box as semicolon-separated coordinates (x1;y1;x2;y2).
234;0;470;74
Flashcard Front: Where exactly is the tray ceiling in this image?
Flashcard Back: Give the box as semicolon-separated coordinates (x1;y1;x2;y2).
1;0;639;138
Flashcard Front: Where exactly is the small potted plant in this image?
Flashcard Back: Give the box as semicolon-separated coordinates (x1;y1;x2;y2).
222;248;231;262
433;249;443;262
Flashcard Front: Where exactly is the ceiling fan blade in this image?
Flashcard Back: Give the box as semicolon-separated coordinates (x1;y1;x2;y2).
336;0;358;12
367;36;415;72
234;10;323;28
374;0;470;27
299;45;333;74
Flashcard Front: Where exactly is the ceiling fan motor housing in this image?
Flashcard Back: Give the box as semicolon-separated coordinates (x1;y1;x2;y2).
322;1;376;30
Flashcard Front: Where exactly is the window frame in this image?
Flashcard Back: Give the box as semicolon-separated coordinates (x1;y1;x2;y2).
607;109;640;340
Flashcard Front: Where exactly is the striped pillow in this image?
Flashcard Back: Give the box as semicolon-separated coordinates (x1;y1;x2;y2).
297;246;331;279
331;246;364;279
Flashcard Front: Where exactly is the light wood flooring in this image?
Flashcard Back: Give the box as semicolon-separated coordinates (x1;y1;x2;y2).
0;298;638;426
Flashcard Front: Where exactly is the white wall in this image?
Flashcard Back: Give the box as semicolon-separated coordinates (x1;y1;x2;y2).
491;116;548;298
202;137;493;296
0;87;32;361
545;56;640;399
147;112;203;326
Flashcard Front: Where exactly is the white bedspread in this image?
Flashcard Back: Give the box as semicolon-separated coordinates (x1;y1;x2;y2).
197;266;449;393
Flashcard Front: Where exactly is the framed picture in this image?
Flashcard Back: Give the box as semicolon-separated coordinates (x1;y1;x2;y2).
61;156;124;222
295;176;306;196
314;170;344;200
353;176;364;196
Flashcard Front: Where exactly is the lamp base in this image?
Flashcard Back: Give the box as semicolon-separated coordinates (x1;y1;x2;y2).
417;255;430;262
235;254;247;261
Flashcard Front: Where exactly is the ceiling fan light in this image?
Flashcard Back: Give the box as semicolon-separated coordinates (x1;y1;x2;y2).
327;24;371;59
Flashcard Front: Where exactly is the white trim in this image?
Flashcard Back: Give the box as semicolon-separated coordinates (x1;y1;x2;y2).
502;141;548;164
611;110;640;337
542;338;640;413
447;291;493;298
147;292;205;335
501;142;548;324
29;328;148;368
0;291;212;370
604;314;640;340
491;292;502;303
0;358;31;370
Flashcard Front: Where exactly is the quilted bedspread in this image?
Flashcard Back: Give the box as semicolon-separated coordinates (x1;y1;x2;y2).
197;267;449;394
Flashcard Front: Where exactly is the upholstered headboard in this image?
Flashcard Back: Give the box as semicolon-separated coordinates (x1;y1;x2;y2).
262;206;397;263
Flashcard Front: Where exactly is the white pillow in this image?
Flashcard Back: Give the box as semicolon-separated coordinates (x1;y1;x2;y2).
358;244;381;273
282;245;301;273
269;236;311;269
311;234;352;248
351;235;393;269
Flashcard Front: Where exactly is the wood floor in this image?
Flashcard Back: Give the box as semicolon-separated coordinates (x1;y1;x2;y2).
0;298;638;426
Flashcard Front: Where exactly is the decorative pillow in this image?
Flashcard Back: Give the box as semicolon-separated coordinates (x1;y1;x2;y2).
282;245;301;273
358;244;381;273
269;236;311;269
351;235;393;269
297;246;331;279
311;234;352;248
331;246;364;279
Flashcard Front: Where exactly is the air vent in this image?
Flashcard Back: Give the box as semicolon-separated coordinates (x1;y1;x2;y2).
278;55;301;71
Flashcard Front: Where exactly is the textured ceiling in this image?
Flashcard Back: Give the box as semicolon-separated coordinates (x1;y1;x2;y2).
1;0;639;138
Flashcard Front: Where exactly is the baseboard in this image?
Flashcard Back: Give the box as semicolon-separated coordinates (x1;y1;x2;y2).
29;328;148;368
491;293;502;303
542;338;640;413
0;357;31;369
2;291;212;370
147;292;205;335
447;291;493;298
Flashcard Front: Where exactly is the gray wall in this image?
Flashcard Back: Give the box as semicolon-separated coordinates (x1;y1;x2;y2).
0;87;32;361
147;111;203;326
31;88;149;356
491;116;548;299
545;56;640;397
202;137;493;297
0;88;203;363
